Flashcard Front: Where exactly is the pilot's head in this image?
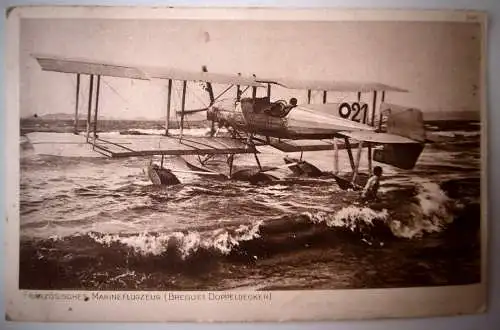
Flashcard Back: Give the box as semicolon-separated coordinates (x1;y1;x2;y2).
289;98;298;106
373;166;383;177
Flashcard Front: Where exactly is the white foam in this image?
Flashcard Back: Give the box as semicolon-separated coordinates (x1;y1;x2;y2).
417;182;451;219
389;182;455;239
305;206;389;231
434;131;480;138
86;220;263;259
331;206;389;231
303;180;457;240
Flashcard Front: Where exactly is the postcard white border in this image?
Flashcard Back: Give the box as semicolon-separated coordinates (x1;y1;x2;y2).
4;6;488;322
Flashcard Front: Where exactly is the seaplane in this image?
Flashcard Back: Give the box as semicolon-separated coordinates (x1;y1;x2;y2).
29;54;427;189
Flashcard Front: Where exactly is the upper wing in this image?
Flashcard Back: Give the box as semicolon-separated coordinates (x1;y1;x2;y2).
256;78;408;93
33;54;264;86
144;67;264;86
34;54;150;80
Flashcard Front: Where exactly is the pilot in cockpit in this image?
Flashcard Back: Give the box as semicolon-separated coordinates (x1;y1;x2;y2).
266;97;298;118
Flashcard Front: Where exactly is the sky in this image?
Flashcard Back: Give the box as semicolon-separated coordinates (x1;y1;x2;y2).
19;18;482;120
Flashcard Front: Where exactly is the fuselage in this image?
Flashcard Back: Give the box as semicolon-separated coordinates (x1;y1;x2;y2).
206;96;373;139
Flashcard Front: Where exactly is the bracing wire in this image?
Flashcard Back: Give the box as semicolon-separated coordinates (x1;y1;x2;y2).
172;81;183;130
190;82;210;108
101;78;132;108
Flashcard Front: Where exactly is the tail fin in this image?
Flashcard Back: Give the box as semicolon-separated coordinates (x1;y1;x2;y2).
373;103;426;170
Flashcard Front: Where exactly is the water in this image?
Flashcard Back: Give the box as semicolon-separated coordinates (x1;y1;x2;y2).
19;120;482;290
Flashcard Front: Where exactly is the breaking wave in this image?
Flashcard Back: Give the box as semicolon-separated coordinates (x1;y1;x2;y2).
306;206;389;231
85;221;263;259
33;181;460;266
18;178;481;291
389;182;457;238
301;181;458;240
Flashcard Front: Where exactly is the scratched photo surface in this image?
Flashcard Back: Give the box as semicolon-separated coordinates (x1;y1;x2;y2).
19;18;482;291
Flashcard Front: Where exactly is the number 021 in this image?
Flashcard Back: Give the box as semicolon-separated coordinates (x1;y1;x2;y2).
338;102;368;123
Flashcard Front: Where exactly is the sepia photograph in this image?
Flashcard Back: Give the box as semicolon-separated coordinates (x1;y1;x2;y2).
5;6;487;322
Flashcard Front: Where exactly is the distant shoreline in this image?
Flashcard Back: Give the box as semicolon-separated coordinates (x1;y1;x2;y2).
21;109;480;122
19;118;210;135
19;117;480;137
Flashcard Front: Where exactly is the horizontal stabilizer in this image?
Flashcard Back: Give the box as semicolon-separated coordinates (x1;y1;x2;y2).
267;138;360;152
339;131;420;144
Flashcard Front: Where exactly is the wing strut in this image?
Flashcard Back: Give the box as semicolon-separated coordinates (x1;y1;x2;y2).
236;73;242;101
352;141;363;184
367;90;378;174
248;135;263;171
344;137;356;171
180;80;187;140
86;74;94;143
370;91;378;126
92;75;101;147
74;73;80;134
165;79;172;136
333;137;339;174
252;74;257;99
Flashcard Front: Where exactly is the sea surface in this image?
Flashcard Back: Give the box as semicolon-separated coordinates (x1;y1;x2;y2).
19;119;482;290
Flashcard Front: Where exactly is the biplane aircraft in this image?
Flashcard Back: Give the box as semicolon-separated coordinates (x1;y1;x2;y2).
30;54;427;189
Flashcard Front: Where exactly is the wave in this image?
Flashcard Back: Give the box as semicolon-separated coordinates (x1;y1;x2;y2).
86;221;262;259
290;181;459;241
434;130;480;138
389;182;457;238
29;181;464;264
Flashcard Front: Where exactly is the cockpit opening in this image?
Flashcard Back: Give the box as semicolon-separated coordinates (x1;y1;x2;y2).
240;96;298;118
264;97;297;118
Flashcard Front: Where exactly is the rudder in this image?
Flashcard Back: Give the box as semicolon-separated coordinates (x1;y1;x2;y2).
373;103;426;170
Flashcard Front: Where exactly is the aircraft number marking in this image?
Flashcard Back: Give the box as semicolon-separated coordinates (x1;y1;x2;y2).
338;102;368;123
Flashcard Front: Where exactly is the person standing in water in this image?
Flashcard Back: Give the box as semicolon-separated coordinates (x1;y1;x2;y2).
360;166;383;201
